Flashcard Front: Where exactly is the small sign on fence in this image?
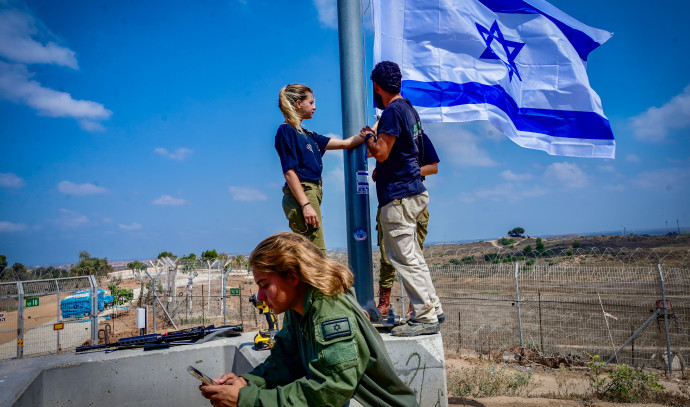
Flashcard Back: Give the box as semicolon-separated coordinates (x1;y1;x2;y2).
26;297;39;308
54;323;64;331
229;288;240;297
0;312;6;323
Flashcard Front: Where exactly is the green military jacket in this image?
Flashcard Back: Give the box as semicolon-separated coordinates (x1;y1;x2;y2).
238;287;419;407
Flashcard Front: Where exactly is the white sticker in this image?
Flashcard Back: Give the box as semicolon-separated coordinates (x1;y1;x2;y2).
356;170;369;195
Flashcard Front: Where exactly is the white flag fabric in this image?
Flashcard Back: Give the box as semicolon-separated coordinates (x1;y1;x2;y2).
373;0;615;158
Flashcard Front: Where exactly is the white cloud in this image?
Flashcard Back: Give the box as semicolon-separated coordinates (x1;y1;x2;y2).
0;7;78;68
543;162;588;189
152;195;189;206
0;4;111;131
228;186;267;201
313;0;337;29
499;170;532;181
426;123;497;168
57;208;89;228
0;172;25;188
625;154;641;163
57;180;108;195
0;61;112;125
119;223;142;231
79;120;106;132
0;221;27;232
154;147;194;161
597;165;616;173
459;183;548;203
630;84;690;142
632;167;690;190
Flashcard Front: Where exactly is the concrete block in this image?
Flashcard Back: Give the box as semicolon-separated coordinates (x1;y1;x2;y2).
0;331;447;406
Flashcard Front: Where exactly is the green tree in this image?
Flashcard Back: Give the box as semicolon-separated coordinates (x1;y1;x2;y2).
535;238;545;253
1;263;30;281
127;260;148;306
33;266;64;279
70;252;112;277
0;255;7;274
201;249;219;261
108;283;134;306
573;240;581;248
157;251;175;259
523;245;533;256
508;227;525;237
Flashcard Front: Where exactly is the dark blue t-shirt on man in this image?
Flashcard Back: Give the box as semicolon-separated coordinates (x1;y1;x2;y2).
375;98;426;207
275;123;330;183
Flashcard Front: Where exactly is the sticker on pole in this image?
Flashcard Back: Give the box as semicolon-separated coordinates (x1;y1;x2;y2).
0;312;6;323
356;170;369;195
54;323;64;330
353;227;368;241
26;297;39;308
229;288;240;297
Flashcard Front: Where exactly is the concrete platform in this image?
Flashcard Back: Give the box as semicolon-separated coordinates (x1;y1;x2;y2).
0;331;446;406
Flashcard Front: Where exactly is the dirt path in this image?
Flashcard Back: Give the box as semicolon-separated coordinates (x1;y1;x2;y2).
448;396;667;407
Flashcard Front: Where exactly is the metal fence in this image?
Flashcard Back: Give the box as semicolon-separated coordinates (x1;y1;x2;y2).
418;263;689;371
3;244;688;371
0;276;99;361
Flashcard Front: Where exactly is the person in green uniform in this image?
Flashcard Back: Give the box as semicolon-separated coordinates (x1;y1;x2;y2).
199;232;419;407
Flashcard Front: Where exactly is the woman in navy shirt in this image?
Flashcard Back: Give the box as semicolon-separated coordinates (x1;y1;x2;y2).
276;84;365;254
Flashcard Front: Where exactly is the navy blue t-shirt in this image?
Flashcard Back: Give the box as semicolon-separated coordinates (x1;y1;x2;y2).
375;99;426;207
418;131;440;181
275;123;331;182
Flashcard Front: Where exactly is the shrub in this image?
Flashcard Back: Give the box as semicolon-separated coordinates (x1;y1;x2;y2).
448;364;536;398
449;258;461;265
572;240;580;248
586;354;664;403
108;283;134;306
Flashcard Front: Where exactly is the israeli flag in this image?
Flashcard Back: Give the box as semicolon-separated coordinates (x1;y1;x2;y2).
373;0;615;158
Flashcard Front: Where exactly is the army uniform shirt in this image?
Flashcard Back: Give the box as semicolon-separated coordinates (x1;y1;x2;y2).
238;287;419;407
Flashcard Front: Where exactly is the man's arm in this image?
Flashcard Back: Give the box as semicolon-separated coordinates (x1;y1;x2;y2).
420;162;438;177
363;130;395;162
284;169;319;227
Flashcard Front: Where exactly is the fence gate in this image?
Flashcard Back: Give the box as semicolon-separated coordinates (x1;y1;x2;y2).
0;276;98;361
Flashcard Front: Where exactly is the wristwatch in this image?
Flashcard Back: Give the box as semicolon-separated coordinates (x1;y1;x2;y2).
364;132;374;142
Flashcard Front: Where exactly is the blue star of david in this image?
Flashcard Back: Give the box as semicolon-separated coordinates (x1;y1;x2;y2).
476;21;525;82
333;324;341;331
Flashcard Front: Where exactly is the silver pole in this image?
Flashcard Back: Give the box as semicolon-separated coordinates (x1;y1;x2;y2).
515;263;523;348
89;275;98;347
17;282;24;359
337;0;375;313
658;264;673;374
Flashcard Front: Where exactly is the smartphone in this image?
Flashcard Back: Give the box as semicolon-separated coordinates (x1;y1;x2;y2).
187;365;214;385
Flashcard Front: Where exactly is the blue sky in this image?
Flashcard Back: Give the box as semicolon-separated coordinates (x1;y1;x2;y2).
1;0;689;266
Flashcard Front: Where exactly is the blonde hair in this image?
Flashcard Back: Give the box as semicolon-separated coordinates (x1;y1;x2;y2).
278;84;313;133
249;232;354;297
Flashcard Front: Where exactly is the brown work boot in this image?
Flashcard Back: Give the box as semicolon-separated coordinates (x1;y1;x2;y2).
376;287;392;318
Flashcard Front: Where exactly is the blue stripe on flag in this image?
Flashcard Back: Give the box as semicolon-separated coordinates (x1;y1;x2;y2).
478;0;601;61
402;80;613;141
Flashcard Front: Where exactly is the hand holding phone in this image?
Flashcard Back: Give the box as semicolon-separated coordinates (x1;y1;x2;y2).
187;365;213;386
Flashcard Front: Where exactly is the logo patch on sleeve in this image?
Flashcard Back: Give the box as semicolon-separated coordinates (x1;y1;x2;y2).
321;317;352;341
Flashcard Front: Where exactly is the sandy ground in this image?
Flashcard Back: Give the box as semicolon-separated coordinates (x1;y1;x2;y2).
445;356;687;407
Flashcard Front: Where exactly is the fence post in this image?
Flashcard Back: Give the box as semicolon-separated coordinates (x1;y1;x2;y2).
223;262;231;326
16;282;24;359
658;264;673;374
514;263;523;348
89;275;99;347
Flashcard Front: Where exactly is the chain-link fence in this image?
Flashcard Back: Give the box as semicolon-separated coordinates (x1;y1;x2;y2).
4;241;688;370
370;243;690;372
0;276;99;361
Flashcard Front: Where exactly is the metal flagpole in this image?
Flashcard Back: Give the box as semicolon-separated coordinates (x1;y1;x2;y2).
337;0;375;315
